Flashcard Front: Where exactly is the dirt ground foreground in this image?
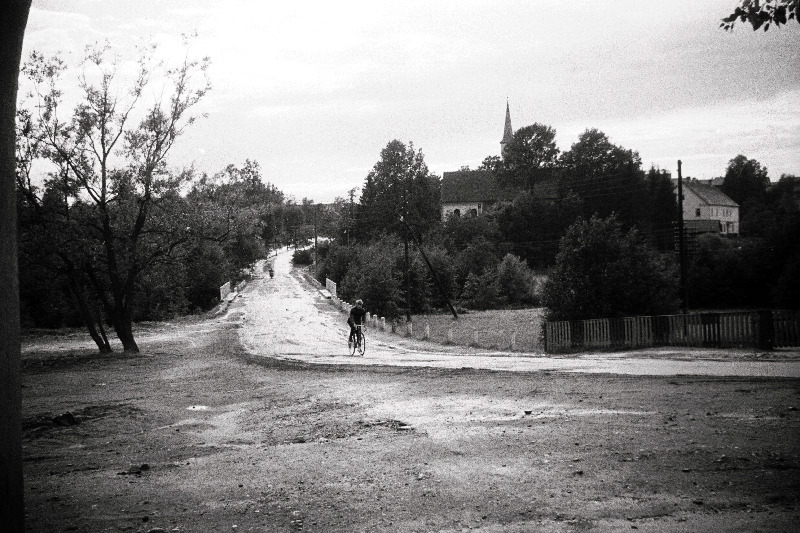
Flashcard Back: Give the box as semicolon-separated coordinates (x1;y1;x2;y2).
20;253;800;532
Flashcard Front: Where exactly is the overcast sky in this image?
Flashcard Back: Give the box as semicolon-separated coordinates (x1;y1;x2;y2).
21;0;800;203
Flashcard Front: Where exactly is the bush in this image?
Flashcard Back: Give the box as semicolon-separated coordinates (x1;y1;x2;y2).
454;236;500;291
542;215;679;321
772;249;800;309
316;239;331;260
340;238;401;319
496;253;539;305
184;242;232;312
316;242;357;285
292;248;314;266
418;244;458;310
134;260;189;321
460;271;505;310
686;234;765;309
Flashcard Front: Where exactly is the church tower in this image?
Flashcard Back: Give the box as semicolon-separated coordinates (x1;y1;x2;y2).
500;101;513;159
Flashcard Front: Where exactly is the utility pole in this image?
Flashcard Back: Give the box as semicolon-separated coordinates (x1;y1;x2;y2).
313;205;318;275
403;216;411;323
405;221;458;319
403;173;412;323
348;188;355;245
677;160;688;314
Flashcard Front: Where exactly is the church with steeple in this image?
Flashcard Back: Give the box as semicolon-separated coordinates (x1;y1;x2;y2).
500;100;514;159
440;102;514;220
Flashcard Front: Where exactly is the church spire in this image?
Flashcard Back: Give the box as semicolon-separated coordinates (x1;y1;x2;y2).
500;100;513;157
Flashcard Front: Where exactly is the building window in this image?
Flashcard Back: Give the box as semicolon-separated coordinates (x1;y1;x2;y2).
468;208;478;218
453;209;460;218
695;208;701;217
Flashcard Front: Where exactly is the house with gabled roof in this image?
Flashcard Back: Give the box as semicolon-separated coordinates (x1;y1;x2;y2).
678;180;739;235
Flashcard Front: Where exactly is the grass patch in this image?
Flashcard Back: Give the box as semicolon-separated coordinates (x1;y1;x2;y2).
408;308;545;353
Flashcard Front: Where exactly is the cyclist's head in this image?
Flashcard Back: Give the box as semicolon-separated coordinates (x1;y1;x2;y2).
356;299;363;307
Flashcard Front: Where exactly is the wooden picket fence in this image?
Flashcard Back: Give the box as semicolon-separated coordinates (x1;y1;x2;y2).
544;310;800;353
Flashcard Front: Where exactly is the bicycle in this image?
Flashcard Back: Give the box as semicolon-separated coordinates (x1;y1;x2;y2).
348;324;366;356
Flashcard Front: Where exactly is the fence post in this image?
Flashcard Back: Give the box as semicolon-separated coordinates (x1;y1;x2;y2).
447;328;453;344
543;323;549;353
424;323;430;340
220;281;231;302
407;321;413;337
381;317;386;331
510;330;517;351
758;309;774;351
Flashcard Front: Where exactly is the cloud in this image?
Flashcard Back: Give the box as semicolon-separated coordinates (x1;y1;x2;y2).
561;90;800;179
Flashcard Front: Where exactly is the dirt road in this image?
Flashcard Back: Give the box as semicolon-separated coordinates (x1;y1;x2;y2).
20;251;800;532
241;250;800;378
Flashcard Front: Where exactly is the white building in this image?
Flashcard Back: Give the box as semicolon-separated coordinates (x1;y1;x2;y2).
678;180;739;235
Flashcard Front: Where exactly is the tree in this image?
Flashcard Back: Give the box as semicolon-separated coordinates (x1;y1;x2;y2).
1;2;33;529
498;123;559;191
542;215;679;321
644;166;678;252
478;155;502;173
496;190;582;269
460;271;504;310
20;43;210;352
441;211;501;255
496;253;539;305
355;140;440;240
16;175;114;350
772;248;800;309
686;234;767;308
189;160;281;271
721;0;799;31
340;237;402;319
720;154;770;207
453;236;500;292
559;129;648;229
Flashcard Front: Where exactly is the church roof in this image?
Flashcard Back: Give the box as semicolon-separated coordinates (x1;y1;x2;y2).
501;101;513;145
441;170;501;203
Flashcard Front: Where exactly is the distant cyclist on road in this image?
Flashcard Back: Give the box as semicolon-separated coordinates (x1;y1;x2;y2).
348;299;367;344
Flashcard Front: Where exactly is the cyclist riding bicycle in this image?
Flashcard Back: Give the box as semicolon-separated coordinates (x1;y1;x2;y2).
348;299;366;344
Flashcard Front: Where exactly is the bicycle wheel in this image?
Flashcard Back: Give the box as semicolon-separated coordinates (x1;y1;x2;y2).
357;331;366;356
348;334;356;355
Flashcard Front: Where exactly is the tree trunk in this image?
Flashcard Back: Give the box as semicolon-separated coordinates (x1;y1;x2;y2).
96;318;112;353
0;2;33;531
66;278;113;354
112;305;139;353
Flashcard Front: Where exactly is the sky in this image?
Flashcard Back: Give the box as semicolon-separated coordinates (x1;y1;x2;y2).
20;0;800;203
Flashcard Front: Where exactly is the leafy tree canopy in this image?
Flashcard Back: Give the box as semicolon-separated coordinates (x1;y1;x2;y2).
721;0;799;31
559;129;647;228
355;140;440;240
720;154;770;207
542;215;679;321
17;41;210;352
499;123;559;190
644;166;678;252
478;155;502;173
